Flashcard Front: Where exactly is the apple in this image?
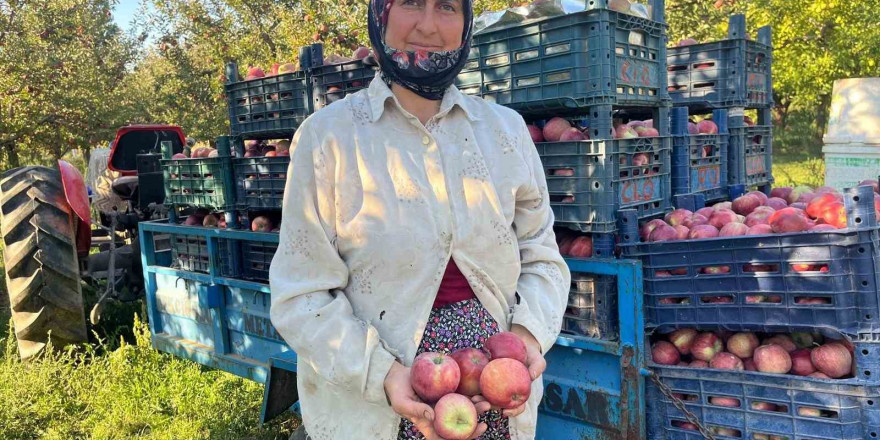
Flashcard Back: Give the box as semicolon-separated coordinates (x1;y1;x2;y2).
669;329;697;355
709;209;739;229
208;149;219;157
727;332;759;359
709;396;741;408
745;209;774;227
806;193;839;218
640;219;668;241
172;152;188;159
184;215;204;226
696;207;715;218
743;357;757;371
632;153;649;166
683;213;709;229
411;352;461;403
664;209;693;227
688;224;719;239
746;224;773;235
719;222;749;237
450;348;489;397
652;341;681;365
692;333;723;361
674;225;690;240
770;187;793;201
264;151;278;157
689;360;709;368
569;236;593;258
697;120;718;134
251;215;273;232
763;335;797;352
609;0;631;13
484;332;527;363
245;66;265;80
821;201;847;229
788;185;813;205
649;224;678;242
769;207;808;233
797;406;822;418
672;420;698;431
543;117;572;142
808;371;831;379
790;348;816;376
432;393;478;440
202;214;219;227
352;46;371;60
479;358;531;409
276;150;290;157
614;125;638;139
709;352;744;370
677;38;699;46
527;125;544;142
732;194;762;215
747;190;769;205
278;62;298;74
753;344;792;374
811;342;852;378
765;197;788;210
559;127;588;141
811;223;838;231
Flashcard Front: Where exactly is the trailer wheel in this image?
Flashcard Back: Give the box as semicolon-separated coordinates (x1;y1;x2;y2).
0;166;88;360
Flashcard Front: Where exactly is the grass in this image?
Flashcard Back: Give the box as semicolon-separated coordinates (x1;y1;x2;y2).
0;306;299;440
771;154;826;188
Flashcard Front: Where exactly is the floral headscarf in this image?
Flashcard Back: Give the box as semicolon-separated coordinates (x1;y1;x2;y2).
368;0;474;100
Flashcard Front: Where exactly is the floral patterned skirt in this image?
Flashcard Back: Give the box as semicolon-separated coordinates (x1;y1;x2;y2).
397;298;511;440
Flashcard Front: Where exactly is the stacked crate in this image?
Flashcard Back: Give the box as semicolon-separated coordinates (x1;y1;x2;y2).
620;186;880;439
456;0;673;342
667;14;774;196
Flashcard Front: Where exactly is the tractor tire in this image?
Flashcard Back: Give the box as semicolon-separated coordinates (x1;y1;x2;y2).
0;166;88;361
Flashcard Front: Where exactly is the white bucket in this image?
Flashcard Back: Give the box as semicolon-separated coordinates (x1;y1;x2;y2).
824;78;880;146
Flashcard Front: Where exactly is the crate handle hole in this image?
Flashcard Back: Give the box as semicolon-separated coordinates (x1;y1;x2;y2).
700;295;734;304
868;399;875;405
709;396;741;408
863;349;870;355
751;401;787;413
672;393;699;402
697;266;731;275
865;370;872;377
657;296;688;304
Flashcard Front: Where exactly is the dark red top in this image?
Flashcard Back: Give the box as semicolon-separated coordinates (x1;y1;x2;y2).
432;259;477;308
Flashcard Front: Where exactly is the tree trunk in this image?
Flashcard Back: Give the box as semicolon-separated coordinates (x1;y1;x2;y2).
816;93;832;144
5;143;20;169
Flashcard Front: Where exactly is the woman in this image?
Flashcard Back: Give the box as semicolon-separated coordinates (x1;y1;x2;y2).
269;0;570;439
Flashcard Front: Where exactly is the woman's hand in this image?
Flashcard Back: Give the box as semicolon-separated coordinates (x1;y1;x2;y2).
384;361;488;440
474;325;547;418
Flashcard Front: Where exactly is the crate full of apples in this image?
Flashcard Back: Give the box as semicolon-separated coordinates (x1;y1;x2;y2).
619;183;880;337
646;329;880;440
234;139;291;210
225;61;310;139
409;332;536;440
162;147;235;211
310;46;376;111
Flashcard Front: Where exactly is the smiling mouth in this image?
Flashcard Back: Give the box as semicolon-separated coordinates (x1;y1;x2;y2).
408;44;443;51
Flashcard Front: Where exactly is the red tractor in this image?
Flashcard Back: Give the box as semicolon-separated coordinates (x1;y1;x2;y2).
0;125;186;360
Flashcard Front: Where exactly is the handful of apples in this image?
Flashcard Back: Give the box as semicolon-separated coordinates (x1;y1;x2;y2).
409;332;534;439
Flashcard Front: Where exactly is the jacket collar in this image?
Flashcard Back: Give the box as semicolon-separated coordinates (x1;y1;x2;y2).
366;73;480;123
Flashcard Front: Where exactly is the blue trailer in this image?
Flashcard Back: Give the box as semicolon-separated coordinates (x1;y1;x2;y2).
138;219;646;439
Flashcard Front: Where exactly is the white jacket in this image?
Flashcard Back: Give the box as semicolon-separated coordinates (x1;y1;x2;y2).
269;75;570;440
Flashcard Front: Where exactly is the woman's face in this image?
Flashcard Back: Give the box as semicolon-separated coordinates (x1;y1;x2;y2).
384;0;464;52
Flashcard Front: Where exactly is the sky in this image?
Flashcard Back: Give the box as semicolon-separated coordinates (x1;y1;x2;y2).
113;1;151;35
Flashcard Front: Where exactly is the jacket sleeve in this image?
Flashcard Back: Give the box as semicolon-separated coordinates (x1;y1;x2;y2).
269;119;397;406
509;118;572;354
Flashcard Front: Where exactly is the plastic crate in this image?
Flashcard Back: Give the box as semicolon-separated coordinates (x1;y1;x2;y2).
670;108;729;202
234;156;290;210
456;7;668;114
646;363;880;440
225;70;310;139
667;15;772;109
311;58;377;111
562;273;618;340
239;241;277;284
170;233;235;277
729;123;773;189
618;187;880;338
162;155;235;210
537;136;672;233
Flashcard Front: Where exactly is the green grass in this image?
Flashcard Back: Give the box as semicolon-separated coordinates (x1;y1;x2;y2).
771;154;826;188
0;311;299;440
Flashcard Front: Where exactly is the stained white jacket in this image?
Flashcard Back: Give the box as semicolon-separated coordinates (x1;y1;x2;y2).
269;75;570;440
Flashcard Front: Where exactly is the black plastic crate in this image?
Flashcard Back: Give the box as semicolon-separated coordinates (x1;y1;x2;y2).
457;5;668;114
225;70;310;139
538;136;672;233
670;108;730;202
170;233;235;277
233;156;290;210
311;58;377;111
618;187;880;339
562;273;618;340
667;14;772;109
240;241;277;284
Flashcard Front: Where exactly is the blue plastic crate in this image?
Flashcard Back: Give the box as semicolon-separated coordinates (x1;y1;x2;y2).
562;273;618;340
670;108;730;202
225;69;310;140
310;58;377;111
667;15;772;109
618;187;880;338
729;123;773;189
240;240;277;284
234;156;290;210
537;136;672;233
457;5;668;114
646;363;880;440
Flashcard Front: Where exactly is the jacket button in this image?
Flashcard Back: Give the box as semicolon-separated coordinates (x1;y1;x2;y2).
422;136;430;145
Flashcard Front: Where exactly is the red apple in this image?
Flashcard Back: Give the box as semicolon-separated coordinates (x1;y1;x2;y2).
692;333;723;361
543;117;571;142
808;372;831;379
677;38;699;46
479;358;531;409
433;393;478;440
202;214;219;227
411;352;461;403
709;396;741;408
484;332;527;363
352;46;371;60
696;207;715;219
527;125;544;143
450;348;489;397
753;344;792;374
788;185;814;204
674;225;690;240
790;348;816;376
745;209;774;227
649;224;679;242
751;401;777;411
811;224;838;231
683;213;709;229
806;193;839;219
821;201;847;229
664;209;693;227
713;201;733;211
245;66;265;80
172;152;188;159
769;207;809;233
727;333;759;359
278;62;298;74
559;127;588;141
810;342;852;378
770;187;792;201
569;236;593;257
732;194;763;215
264;151;278;157
652;341;681;365
251;215;273;232
763;335;797;353
672;420;698;431
697;120;718;134
719;222;749;237
797;406;822;418
747;190;769;205
709;209;739;229
689;360;709;368
688;224;719;239
743;357;757;371
765;197;788;210
640;219;668;241
709;352;744;370
746;224;773;235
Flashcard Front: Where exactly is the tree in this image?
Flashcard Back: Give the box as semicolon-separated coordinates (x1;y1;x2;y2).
0;0;136;169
